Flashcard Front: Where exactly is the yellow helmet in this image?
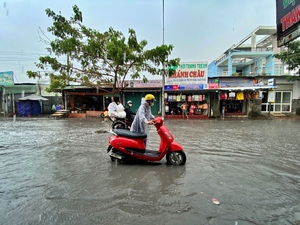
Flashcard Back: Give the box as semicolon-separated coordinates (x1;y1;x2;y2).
145;94;155;101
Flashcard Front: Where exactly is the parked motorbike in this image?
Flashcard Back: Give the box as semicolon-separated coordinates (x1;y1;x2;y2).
100;112;132;130
107;117;186;165
111;118;132;130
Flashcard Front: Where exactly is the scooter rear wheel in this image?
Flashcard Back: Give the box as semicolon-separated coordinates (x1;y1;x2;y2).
166;151;186;165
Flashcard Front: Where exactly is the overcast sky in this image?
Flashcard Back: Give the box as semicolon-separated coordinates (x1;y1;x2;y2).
0;0;277;83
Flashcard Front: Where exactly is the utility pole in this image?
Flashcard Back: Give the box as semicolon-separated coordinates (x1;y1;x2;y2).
162;0;166;118
63;53;70;110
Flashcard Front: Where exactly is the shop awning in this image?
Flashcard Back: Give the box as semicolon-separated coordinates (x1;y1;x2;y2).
163;86;276;92
217;86;277;91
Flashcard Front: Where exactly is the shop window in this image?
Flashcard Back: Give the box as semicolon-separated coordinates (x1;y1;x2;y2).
282;92;291;103
165;93;209;115
275;92;281;103
282;105;290;111
261;91;291;113
275;105;281;111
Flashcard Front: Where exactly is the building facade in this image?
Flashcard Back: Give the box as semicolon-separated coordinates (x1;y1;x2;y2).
208;26;300;116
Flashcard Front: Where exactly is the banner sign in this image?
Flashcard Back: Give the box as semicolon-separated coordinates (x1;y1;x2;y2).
208;83;219;89
0;71;14;85
164;84;206;91
268;78;276;86
268;90;276;103
164;85;173;90
276;0;300;44
219;78;254;88
166;62;208;85
120;79;162;88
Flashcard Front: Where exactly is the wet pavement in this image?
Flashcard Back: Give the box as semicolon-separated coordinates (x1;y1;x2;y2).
0;116;300;225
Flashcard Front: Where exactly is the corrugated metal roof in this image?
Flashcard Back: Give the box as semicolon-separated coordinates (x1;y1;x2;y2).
0;84;37;94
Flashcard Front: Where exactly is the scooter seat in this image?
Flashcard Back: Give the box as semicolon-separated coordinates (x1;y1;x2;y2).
112;129;147;139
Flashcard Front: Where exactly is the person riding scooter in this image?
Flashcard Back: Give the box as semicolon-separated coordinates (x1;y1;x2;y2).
108;100;118;117
108;100;126;119
130;94;155;147
107;116;187;165
124;100;135;123
115;101;126;118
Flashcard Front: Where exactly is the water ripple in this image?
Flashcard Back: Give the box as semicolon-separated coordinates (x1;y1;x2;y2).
1;118;300;224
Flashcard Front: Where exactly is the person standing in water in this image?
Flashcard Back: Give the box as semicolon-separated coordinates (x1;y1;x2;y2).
130;94;155;147
180;101;189;119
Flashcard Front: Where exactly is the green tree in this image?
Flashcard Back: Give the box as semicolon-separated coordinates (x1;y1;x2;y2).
27;5;180;100
274;40;300;81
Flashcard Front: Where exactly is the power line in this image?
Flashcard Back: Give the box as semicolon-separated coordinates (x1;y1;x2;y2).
0;50;49;56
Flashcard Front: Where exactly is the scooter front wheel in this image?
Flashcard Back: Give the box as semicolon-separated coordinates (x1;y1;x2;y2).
112;121;128;130
166;151;186;165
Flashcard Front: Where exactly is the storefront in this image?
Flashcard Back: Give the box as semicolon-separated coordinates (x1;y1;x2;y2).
216;88;261;117
163;86;211;118
214;77;277;118
60;86;119;117
122;80;162;115
62;80;162;117
259;77;295;113
164;61;210;118
163;69;277;118
0;85;37;116
60;75;278;119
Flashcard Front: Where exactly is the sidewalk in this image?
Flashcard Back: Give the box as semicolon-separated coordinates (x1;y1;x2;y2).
1;112;300;121
260;112;300;120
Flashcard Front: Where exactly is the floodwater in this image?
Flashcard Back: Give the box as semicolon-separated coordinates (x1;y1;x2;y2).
0;116;300;225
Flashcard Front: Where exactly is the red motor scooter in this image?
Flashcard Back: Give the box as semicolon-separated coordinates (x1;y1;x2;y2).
107;117;186;165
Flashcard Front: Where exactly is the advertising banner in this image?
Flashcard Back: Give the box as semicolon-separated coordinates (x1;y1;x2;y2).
120;79;162;88
276;0;300;45
268;78;276;86
166;62;208;85
0;71;14;85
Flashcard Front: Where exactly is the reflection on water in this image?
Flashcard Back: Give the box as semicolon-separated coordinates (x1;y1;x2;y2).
0;117;300;225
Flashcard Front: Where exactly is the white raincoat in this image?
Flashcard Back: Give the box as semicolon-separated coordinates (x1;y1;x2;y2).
115;103;126;118
108;102;126;118
108;102;117;117
130;98;155;147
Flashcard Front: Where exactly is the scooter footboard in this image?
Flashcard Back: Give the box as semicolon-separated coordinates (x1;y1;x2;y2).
169;141;183;151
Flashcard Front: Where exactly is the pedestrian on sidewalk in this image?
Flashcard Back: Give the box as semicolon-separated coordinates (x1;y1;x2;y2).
181;101;189;119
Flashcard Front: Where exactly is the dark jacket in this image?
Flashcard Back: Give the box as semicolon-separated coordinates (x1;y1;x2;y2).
125;105;135;121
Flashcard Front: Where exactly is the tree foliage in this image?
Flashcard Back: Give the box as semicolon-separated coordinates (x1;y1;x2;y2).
274;40;300;81
27;5;180;97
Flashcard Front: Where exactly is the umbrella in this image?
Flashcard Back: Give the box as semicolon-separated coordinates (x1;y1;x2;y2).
18;94;49;101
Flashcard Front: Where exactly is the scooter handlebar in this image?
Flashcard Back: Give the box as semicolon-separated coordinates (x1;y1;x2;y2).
152;117;163;127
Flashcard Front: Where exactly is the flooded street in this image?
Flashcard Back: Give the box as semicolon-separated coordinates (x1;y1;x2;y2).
1;116;300;225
